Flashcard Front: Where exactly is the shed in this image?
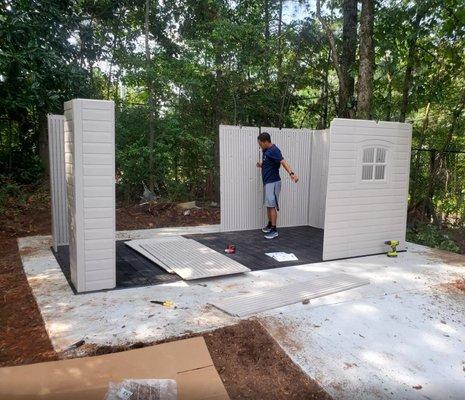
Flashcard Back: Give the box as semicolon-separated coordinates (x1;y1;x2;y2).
219;118;412;261
48;99;411;293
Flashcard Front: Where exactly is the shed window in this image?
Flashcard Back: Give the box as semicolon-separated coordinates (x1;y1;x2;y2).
361;147;387;181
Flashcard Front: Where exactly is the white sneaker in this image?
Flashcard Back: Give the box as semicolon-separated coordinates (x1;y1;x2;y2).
262;224;272;233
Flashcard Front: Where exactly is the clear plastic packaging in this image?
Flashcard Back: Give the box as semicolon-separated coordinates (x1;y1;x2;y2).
104;379;178;400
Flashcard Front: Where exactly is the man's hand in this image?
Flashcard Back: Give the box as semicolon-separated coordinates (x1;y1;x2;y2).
256;162;262;168
291;173;299;183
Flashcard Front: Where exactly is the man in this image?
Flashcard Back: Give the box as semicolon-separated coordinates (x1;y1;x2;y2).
256;132;299;239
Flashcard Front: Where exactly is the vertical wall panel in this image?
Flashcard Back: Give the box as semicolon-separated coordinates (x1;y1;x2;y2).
220;125;262;231
262;127;312;227
323;118;412;260
220;125;314;231
308;129;330;229
64;99;115;293
48;114;69;251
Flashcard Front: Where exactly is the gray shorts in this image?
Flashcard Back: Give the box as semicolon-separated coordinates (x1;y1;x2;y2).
264;181;281;210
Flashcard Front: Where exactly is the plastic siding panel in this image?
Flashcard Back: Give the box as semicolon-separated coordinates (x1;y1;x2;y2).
220;125;262;231
64;99;116;292
323;119;412;261
48;114;69;251
138;238;250;280
125;237;187;274
308;129;329;229
220;125;313;231
262;127;312;228
211;273;369;317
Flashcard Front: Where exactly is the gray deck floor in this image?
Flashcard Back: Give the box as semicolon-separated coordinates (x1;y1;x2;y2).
186;225;323;271
53;226;323;293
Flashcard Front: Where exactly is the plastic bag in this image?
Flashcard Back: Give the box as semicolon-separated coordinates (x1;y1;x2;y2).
104;379;178;400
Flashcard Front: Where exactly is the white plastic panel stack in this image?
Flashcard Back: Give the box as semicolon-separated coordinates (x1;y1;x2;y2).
64;99;115;292
48;114;69;251
323;118;411;260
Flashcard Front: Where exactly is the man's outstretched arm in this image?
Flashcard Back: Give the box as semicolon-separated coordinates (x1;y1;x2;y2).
280;160;299;182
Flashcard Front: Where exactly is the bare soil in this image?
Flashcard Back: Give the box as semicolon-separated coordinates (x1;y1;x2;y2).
116;201;220;231
0;194;331;399
440;278;465;294
450;228;465;255
68;320;331;400
429;247;465;268
0;190;56;367
202;320;331;400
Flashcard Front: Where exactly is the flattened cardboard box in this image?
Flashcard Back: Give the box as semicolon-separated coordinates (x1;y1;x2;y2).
0;337;229;400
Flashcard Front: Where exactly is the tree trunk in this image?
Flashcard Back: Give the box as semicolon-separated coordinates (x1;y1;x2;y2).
385;59;394;120
339;0;357;117
317;49;331;129
414;102;431;167
263;0;270;83
356;0;375;120
106;19;120;99
276;0;285;127
277;0;283;80
38;112;49;175
399;11;424;122
7;118;13;173
212;21;225;201
410;102;430;207
423;88;465;223
145;0;156;192
316;0;348;112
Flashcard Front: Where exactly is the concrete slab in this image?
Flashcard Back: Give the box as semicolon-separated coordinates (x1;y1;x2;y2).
18;225;465;399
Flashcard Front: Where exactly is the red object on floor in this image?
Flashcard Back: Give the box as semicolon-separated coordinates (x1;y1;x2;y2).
225;244;236;254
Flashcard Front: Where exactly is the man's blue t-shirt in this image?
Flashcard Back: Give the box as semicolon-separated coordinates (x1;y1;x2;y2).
262;144;284;184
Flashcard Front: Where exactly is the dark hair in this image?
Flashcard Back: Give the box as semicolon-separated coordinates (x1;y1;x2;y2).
257;132;271;142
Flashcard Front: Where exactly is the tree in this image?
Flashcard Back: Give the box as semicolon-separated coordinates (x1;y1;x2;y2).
316;0;348;117
356;0;375;119
339;0;358;117
399;5;429;122
145;0;156;192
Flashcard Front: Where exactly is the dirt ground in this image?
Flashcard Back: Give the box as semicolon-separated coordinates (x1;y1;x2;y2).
115;200;220;231
0;196;331;399
74;320;330;400
202;320;331;400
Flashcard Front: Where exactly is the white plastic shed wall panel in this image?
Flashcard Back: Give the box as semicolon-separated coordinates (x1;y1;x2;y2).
322;119;411;261
64;99;116;292
220;125;314;231
220;125;262;231
47;114;69;251
262;127;312;227
308;129;330;229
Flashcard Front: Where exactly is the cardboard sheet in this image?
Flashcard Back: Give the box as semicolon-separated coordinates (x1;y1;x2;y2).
0;337;229;400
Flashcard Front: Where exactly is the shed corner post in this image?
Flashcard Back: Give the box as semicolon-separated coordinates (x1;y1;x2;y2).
65;99;116;293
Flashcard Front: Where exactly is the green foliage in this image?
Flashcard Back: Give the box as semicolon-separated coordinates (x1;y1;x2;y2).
0;175;28;214
407;223;460;253
0;0;464;214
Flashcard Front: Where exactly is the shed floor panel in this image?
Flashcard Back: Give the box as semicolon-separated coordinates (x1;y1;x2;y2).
53;241;180;294
53;226;323;293
185;225;323;271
